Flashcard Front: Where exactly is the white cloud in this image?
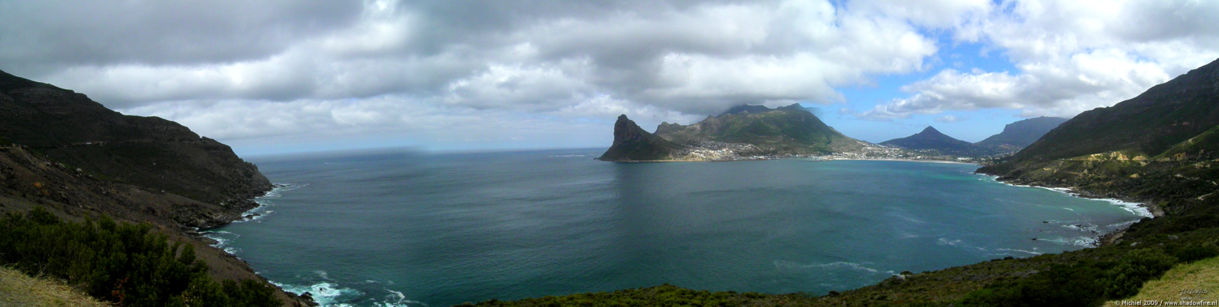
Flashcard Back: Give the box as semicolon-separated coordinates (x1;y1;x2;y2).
869;0;1219;119
2;0;956;151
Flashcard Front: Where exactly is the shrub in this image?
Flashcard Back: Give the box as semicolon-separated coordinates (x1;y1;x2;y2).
1105;248;1177;299
0;208;279;306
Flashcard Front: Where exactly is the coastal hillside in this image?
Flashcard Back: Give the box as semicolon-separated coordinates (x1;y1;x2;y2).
980;58;1219;208
0;70;305;305
599;104;867;161
995;58;1219;165
0;69;271;208
975;116;1068;153
880;126;979;156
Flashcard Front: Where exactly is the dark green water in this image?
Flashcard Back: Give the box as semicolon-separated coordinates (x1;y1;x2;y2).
206;148;1148;306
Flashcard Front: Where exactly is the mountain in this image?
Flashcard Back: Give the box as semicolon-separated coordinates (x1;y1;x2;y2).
599;104;865;161
974;117;1068;153
980;57;1219;207
1001;59;1219;164
880;126;978;156
597;115;683;161
0;70;307;304
0;69;270;207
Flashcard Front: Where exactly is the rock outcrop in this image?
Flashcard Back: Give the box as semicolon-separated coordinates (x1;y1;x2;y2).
598;115;683;161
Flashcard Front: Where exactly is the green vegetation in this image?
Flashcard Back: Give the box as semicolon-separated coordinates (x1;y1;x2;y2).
1104;255;1219;306
0;266;109;307
656;104;862;154
961;246;1215;306
0;208;280;307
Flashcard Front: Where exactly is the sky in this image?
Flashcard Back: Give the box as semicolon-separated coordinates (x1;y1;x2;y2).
2;0;1218;156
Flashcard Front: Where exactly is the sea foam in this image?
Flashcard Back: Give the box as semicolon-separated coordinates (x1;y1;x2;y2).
980;174;1155;218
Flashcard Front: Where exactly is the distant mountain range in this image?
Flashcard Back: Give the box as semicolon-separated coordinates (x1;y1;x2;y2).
599;104;866;161
599;104;1067;161
879;117;1068;157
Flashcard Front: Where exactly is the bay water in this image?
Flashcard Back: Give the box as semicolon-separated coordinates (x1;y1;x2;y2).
205;148;1148;306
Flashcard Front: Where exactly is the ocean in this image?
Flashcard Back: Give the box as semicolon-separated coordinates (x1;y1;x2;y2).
204;148;1149;306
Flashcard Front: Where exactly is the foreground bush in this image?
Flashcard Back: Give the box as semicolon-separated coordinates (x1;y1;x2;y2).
961;245;1217;307
0;208;279;306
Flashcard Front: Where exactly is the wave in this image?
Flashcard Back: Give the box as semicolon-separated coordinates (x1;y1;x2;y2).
199;230;242;255
979;174;1155;218
271;277;424;307
936;238;963;247
232;183;307;223
1038;236;1099;248
993;248;1043;256
1061;223;1100;234
271;280;362;307
376;288;428;307
773;260;894;276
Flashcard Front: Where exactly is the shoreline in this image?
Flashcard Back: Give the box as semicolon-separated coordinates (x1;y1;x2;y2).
975;170;1162;249
200;183;334;306
602;155;976;165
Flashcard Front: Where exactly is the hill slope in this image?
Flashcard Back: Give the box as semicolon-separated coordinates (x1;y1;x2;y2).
975;117;1068;153
881;126;978;156
0;69;270;207
0;70;307;305
998;58;1219;165
0;267;108;307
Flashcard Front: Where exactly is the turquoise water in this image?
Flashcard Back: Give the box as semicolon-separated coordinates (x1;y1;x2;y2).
206;148;1147;306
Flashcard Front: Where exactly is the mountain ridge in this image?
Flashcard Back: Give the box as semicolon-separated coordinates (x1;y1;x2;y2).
0;69;309;305
975;116;1068;153
599;104;866;161
0;69;271;208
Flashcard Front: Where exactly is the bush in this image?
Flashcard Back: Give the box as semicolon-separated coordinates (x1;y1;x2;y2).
960;262;1106;307
0;208;279;306
961;248;1182;306
1167;242;1219;263
1105;249;1177;298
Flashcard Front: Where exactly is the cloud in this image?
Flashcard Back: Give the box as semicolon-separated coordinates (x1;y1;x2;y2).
867;0;1219;119
936;115;961;123
4;1;940;114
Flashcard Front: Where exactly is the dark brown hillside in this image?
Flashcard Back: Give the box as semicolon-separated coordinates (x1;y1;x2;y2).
0;69;270;206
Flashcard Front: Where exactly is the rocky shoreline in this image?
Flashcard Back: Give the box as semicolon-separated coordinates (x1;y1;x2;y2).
976;169;1163;251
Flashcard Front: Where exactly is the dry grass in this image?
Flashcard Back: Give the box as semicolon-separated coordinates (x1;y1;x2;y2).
0;266;109;307
1105;256;1219;306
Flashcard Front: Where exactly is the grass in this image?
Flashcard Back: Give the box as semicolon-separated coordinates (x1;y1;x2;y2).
1104;256;1219;306
0;266;109;307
